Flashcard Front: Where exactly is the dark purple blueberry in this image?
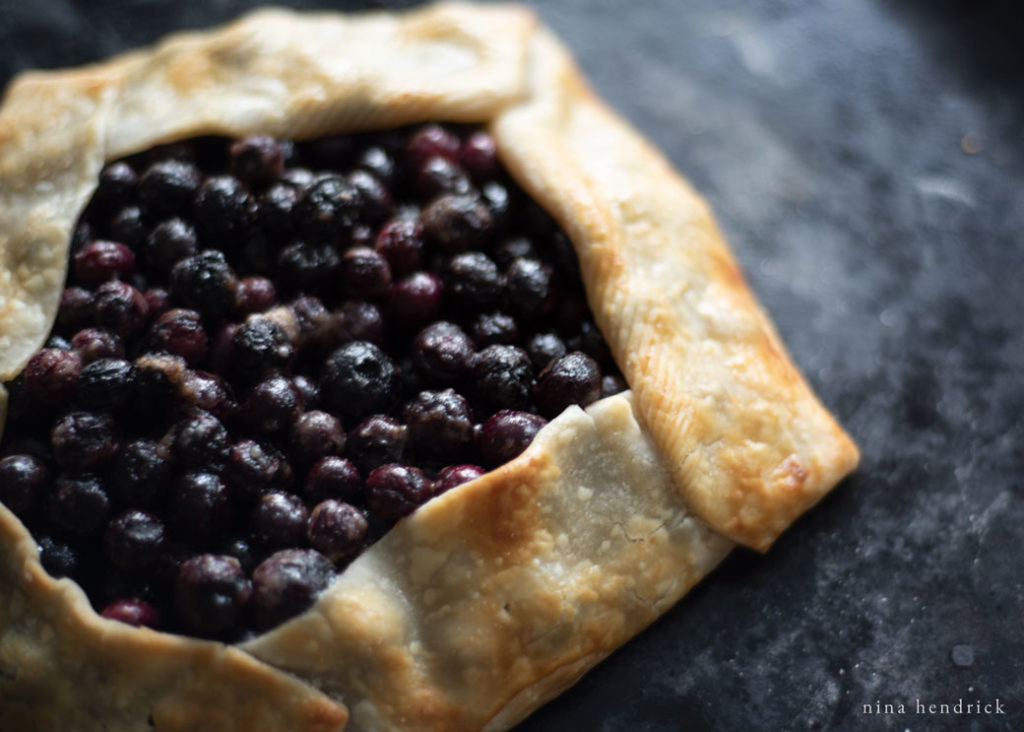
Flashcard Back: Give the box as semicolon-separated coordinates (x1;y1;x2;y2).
291;411;345;466
169;472;233;538
230;135;285;187
101;598;159;629
94;162;139;210
459;131;499;183
193;175;255;245
144;287;171;317
139;159;202;217
303;456;361;505
37;535;79;578
292;374;320;409
73;240;135;285
334;301;385;345
504;258;553;319
227;439;293;501
347;416;407;475
71;221;93;255
231;318;294;381
411;321;474;385
294;175;359;243
277;240;341;290
149;309;208;366
44;334;72;350
307;500;367;561
71;328;124;363
601;373;628;398
470;344;534;411
0;454;47;518
77;358;134;408
51;411;119;470
170;250;239;321
405;125;461;169
110;439;170;507
24;347;81;404
236;276;278;315
481;181;512;233
434;464;486;494
320;342;396;422
131;352;187;413
389;272;443;328
375;218;424;276
221;537;258;574
258;183;298;241
251;491;308;549
365;464;432;521
479;411;547;467
526;331;567;371
175;554;252;637
49;473;110;536
288;296;336;354
492;237;536;270
339;247;392;300
356;146;396;187
56;287;94;333
108;206;146;249
251;548;334;630
567;319;614;368
469;311;519;346
245;375;303;435
420;195;493;254
93;280;150;337
280;167;315;189
170;410;230;472
403;389;475;462
104;510;166;573
443;251;503;309
143;218;198;275
414;156;471;200
348;169;393;225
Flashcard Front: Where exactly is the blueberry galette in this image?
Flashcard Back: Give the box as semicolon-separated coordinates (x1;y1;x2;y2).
0;5;858;731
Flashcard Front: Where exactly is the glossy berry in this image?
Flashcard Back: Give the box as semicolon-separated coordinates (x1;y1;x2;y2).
144;287;171;317
492;236;536;269
104;510;166;573
94;162;139;210
231;318;294;381
347;415;407;475
403;389;474;462
131;352;186;413
49;473;111;536
294;175;359;243
414;156;471;200
108;206;146;249
77;358;134;408
258;183;298;241
71;328;124;363
227;440;293;501
277;241;341;290
307;500;367;561
443;251;503;308
470;344;534;410
320;342;396;422
339;247;392;300
170;410;230;472
93;280;150;337
356;146;396;187
411;321;474;385
175;554;252;637
526;332;567;371
37;535;79;578
389;272;442;327
244;375;303;435
479;411;547;467
334;301;385;346
533;352;602;418
251;549;334;630
110;439;170;508
139;159;202;217
143;218;198;275
469;311;519;346
57;287;94;333
347;169;393;225
365;464;433;521
251;492;309;549
0;454;48;518
170;251;239;321
303;456;362;505
291;411;346;466
420;195;493;254
24;348;81;404
149;309;208;365
101;598;159;629
230;135;285;187
505;258;553;318
602;373;628;397
169;472;233;538
405;124;460;169
459;131;499;182
236;276;277;315
73;240;135;285
51;411;119;470
434;464;486;495
375;218;423;276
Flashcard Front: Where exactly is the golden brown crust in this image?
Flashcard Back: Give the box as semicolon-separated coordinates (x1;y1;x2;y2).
0;3;857;730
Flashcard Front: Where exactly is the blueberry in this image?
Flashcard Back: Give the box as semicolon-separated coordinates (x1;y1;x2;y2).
356;146;396;188
365;464;432;521
149;309;208;366
443;251;502;309
77;358;134;408
420;195;493;254
320;342;396;422
334;301;385;346
389;272;443;328
56;287;94;333
303;456;362;505
93;162;139;211
169;472;233;539
110;439;171;508
277;240;341;290
100;598;160;629
602;373;628;398
170;251;239;321
108;206;146;249
347;169;393;225
411;321;474;385
143;218;198;275
504;258;553;319
479;411;547;467
51;411;119;470
0;454;48;518
244;375;303;435
294;175;360;243
235;276;277;315
459;131;499;183
49;473;111;536
170;410;230;473
104;510;166;573
291;411;346;466
230;136;285;187
93;281;150;337
307;500;367;561
434;464;486;494
347;416;407;475
251;492;308;549
37;535;80;578
139;159;202;217
251;548;334;630
24;348;82;404
339;247;392;300
375;217;424;276
414;156;471;200
403;389;475;462
231;318;294;381
258;183;299;241
525;332;567;371
469;311;519;347
470;344;534;411
70;328;124;363
73;240;135;285
404;124;460;169
175;554;252;638
227;439;293;501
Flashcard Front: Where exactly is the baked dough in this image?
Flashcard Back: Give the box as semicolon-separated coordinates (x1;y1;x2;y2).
0;4;859;730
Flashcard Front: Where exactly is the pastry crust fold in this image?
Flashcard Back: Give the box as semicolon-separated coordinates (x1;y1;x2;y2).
0;3;857;730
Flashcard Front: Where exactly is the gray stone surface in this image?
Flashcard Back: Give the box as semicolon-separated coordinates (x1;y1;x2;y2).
2;1;1021;729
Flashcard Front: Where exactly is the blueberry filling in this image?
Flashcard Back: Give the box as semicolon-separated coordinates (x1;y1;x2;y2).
0;124;627;640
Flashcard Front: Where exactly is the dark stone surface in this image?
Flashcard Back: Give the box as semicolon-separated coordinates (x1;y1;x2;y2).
2;1;1022;729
